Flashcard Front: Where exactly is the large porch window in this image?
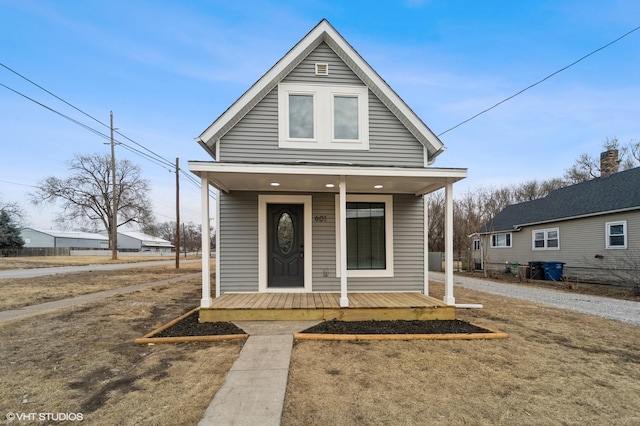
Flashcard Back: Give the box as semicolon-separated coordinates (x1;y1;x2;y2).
347;202;386;270
336;194;394;277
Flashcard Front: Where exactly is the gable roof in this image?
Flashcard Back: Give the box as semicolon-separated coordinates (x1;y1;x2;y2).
196;19;445;162
117;231;173;247
479;167;640;233
24;228;109;241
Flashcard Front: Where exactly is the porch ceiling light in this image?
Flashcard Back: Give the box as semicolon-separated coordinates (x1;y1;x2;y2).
325;183;335;188
270;182;281;187
374;184;384;189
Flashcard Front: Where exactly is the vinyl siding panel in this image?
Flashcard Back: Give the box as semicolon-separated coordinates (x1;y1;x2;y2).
482;210;640;284
219;191;259;292
311;193;339;291
219;42;424;167
219;192;425;293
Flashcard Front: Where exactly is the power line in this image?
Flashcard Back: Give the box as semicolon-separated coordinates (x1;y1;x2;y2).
0;79;213;199
437;24;640;137
0;179;39;188
1;63;191;171
0;82;112;142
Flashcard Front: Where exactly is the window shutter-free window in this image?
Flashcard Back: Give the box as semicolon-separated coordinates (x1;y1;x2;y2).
333;95;359;140
346;202;385;270
606;221;627;249
288;94;314;139
278;83;368;149
532;228;559;250
491;233;511;248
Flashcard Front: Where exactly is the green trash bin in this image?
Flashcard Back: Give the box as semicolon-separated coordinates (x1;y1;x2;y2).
512;262;520;277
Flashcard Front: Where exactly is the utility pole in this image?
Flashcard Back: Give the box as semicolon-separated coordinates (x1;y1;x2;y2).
110;111;118;260
175;157;180;269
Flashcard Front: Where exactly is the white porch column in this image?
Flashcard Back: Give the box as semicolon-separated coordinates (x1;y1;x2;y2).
200;173;213;308
443;182;455;305
339;175;349;307
423;194;429;296
215;187;221;298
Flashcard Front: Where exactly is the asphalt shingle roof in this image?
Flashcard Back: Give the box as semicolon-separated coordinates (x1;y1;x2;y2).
479;167;640;233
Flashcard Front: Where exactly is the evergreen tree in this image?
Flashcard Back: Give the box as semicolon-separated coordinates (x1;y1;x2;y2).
0;210;25;250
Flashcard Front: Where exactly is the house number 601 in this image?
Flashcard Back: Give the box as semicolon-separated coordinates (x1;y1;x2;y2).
314;215;327;222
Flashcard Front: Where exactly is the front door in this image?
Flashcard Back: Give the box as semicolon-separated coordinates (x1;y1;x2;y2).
267;204;304;288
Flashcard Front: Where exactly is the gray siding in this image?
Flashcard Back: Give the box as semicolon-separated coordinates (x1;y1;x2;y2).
311;193;338;291
482;211;640;284
219;191;259;292
219;192;425;293
219;42;425;167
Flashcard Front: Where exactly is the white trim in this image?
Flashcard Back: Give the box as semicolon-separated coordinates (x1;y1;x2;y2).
423;194;429;296
200;173;213;307
532;227;560;251
339;176;348;307
278;83;369;150
605;220;627;249
443;183;455;305
258;195;313;293
215;187;221;298
189;161;467;180
335;194;394;278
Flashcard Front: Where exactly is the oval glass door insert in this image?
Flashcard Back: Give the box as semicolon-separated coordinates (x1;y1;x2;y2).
277;213;294;254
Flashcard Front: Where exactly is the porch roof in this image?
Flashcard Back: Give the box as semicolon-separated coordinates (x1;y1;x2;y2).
188;161;467;195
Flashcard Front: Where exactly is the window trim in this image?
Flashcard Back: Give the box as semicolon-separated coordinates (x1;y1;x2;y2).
605;220;627;249
278;83;369;150
532;227;560;251
490;233;512;248
335;194;394;277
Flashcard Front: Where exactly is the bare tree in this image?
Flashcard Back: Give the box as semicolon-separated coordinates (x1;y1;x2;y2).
427;191;445;252
30;153;154;251
0;197;25;228
512;178;565;202
564;137;639;184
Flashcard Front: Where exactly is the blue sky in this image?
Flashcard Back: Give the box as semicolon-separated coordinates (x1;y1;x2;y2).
1;0;639;230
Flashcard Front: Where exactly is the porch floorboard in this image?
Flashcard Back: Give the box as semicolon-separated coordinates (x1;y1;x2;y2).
199;292;455;322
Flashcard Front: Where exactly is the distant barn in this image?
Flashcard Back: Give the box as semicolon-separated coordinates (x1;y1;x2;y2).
21;228;109;249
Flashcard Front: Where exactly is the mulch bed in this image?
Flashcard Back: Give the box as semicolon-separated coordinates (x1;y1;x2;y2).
154;311;246;337
152;312;491;337
300;319;491;335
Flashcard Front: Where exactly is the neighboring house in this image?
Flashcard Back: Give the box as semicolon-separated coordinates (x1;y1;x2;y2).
475;160;640;285
98;230;174;253
189;20;467;308
21;228;109;249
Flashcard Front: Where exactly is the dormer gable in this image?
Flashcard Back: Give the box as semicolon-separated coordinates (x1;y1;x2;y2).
196;19;445;164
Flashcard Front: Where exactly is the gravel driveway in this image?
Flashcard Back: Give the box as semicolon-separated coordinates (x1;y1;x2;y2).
429;272;640;327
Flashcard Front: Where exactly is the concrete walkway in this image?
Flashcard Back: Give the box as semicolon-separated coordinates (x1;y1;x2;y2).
198;321;319;426
0;273;200;322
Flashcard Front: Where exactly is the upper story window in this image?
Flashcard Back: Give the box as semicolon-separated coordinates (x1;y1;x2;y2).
491;233;511;248
606;220;627;249
278;83;369;150
532;228;559;250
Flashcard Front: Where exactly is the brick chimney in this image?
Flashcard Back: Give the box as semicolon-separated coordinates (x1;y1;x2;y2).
600;149;619;177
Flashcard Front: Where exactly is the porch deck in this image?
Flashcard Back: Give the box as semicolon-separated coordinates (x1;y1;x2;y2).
199;292;455;322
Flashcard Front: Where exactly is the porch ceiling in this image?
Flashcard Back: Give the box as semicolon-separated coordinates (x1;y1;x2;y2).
188;161;467;195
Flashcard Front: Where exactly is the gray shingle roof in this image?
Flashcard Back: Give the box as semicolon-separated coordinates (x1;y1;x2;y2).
479;167;640;233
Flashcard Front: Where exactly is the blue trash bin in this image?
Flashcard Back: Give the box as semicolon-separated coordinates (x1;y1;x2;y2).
542;261;565;281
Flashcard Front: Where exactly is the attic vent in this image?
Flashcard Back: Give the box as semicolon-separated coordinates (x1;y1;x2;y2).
315;63;329;76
